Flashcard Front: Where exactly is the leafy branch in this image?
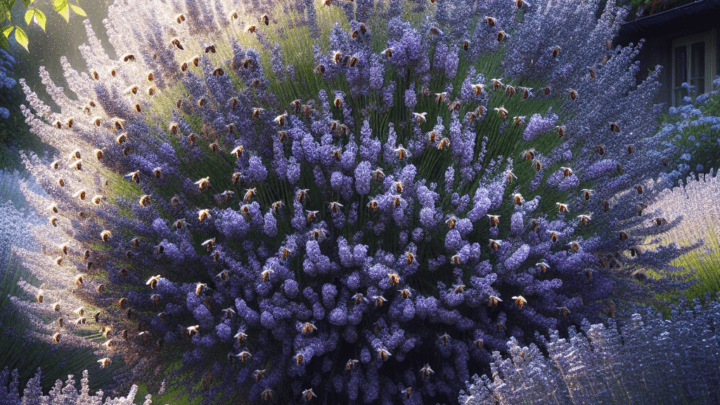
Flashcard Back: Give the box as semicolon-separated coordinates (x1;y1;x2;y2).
0;0;85;51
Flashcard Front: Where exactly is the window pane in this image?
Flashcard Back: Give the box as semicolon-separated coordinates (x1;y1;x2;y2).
674;45;687;87
691;41;705;94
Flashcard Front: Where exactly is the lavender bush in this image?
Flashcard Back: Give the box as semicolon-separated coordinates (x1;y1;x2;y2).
461;296;720;405
11;0;697;402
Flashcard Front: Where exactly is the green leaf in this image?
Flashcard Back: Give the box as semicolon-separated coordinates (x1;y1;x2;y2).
0;33;8;50
23;9;33;25
21;0;33;7
70;4;87;17
69;4;85;16
32;8;45;30
1;24;13;38
54;0;69;22
14;25;27;51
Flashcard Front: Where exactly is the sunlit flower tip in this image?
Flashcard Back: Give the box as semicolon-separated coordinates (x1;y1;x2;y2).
513;193;524;206
548;231;559;243
420;364;434;380
372;295;387;307
513;116;526;126
394;145;410;160
512;296;527;308
556;203;569;213
494;106;508;119
488;215;501;227
609;122;621;132
453;284;466;294
568;241;580;253
412;112;427;123
578;214;592;226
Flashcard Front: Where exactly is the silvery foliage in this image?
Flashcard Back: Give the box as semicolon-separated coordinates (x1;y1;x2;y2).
460;297;720;405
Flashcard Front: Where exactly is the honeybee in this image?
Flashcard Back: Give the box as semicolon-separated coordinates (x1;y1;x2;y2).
296;189;309;203
420;364;434;380
558;307;570;317
351;293;367;305
306;210;318;222
328;201;343;214
260;14;270;26
428;26;442;36
398;288;412;299
453;283;465;294
488;295;502;307
251;107;264;119
506;85;515;97
551;46;561;58
53;332;61;343
434;92;447;105
488;215;500;227
488;239;501;250
412;112;427;124
556;202;569;213
294;352;304;365
122;53;135;62
497;30;507;42
170;38;184;50
50;217;58;227
484;16;496;26
303;388;317;401
548;230;559;243
603;200;610;212
315;64;326;74
201;238;215;253
198;209;211;221
271;201;284;215
578;214;592;226
383;48;393;58
373;168;384;182
66;150;81;163
377;348;391;361
560;167;573;177
535;261;550;273
372;295;387;307
619;231;628;241
394;145;410;160
387;273;400;285
636;185;643;194
568;241;580;253
494;106;508;119
261;268;274;282
609;122;620;132
209;141;222;154
195;177;211;190
72;160;83;171
212;67;224;77
204;44;216;54
230;145;244;159
533;159;543;171
345;359;359;371
512;295;527;308
463;40;470;51
512;193;524;206
568;89;578;100
513;116;526;126
627;144;635;154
